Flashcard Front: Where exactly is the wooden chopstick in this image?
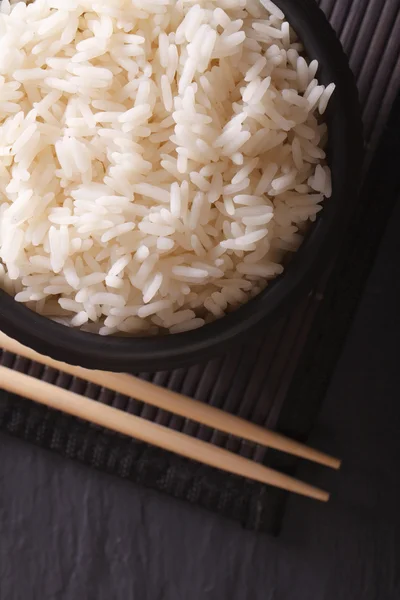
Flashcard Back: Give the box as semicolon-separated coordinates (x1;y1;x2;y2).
0;364;329;502
0;332;341;470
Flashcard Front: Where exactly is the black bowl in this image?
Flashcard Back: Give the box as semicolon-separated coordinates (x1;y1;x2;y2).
0;0;364;372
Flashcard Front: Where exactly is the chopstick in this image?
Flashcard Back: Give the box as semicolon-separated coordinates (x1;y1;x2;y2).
0;332;341;470
0;364;329;502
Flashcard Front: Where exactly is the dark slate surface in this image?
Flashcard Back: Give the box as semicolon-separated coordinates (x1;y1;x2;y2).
1;194;400;599
1;0;399;535
1;0;400;594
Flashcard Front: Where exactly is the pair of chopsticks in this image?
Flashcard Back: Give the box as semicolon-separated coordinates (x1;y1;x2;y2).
0;331;340;502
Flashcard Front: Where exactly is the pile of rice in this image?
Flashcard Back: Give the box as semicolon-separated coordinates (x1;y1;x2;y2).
0;0;335;336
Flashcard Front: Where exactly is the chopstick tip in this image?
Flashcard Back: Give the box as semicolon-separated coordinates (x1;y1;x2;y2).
332;457;342;470
318;490;330;503
319;454;342;471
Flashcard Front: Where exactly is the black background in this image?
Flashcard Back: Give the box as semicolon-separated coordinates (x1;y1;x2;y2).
2;0;400;595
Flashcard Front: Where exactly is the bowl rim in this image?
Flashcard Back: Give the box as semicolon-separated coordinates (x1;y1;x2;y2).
0;0;364;372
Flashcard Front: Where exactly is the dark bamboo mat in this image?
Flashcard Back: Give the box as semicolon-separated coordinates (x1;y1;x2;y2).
1;0;400;534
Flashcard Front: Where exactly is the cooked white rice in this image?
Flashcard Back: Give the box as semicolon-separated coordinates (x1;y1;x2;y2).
0;0;335;336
